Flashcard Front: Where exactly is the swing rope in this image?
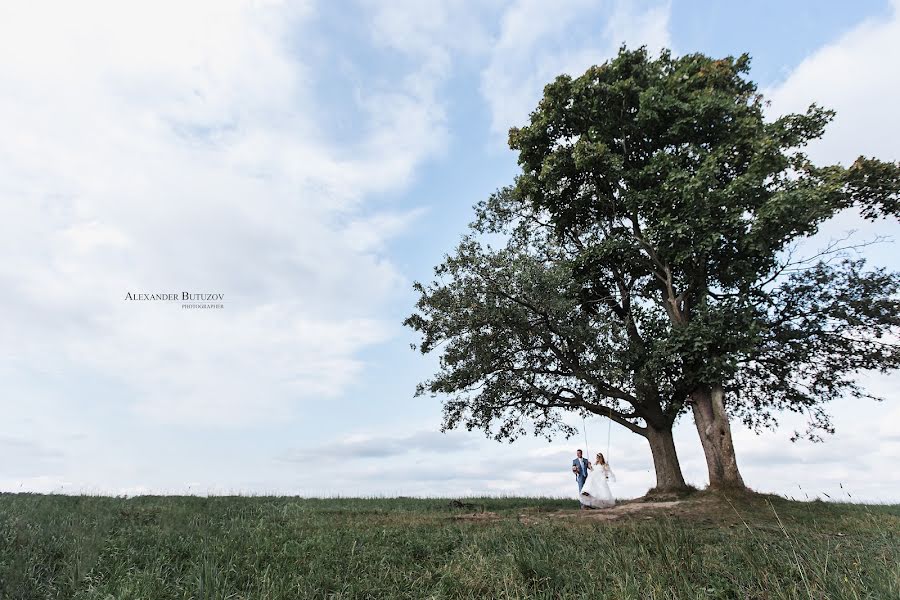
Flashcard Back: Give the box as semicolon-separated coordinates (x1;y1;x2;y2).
581;415;589;458
581;405;614;462
606;405;612;460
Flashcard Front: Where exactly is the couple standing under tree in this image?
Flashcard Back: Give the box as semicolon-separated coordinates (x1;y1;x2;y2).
572;449;615;509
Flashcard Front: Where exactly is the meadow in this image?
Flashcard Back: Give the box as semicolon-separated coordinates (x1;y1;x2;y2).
1;491;897;599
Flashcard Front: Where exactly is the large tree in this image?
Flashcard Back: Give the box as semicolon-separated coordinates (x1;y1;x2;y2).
502;47;900;488
405;197;693;492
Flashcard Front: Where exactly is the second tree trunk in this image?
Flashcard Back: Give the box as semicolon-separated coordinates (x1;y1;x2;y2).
691;384;745;489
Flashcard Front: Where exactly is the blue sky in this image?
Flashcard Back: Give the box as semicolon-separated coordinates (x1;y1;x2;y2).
1;0;898;501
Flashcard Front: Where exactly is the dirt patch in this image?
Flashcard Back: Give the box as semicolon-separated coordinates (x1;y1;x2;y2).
517;500;685;525
454;491;765;526
450;511;501;522
530;490;763;526
580;500;684;521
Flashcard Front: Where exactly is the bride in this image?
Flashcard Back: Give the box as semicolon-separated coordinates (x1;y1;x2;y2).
579;452;616;508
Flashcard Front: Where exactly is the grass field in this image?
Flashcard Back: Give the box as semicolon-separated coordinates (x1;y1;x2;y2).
1;490;897;599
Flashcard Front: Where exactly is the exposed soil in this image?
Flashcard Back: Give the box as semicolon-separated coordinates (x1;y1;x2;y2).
581;500;684;520
450;511;501;522
515;490;762;526
515;499;683;524
446;490;768;527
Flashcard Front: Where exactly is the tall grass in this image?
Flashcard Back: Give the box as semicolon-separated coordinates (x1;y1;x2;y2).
1;492;897;599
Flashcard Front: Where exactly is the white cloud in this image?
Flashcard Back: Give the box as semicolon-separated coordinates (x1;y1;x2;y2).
726;397;900;503
761;0;900;486
272;424;663;499
279;429;478;462
0;1;448;428
353;0;507;174
765;0;900;165
362;0;496;59
342;208;428;253
480;0;672;143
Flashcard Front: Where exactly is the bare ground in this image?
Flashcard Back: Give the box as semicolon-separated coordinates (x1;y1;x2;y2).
511;490;766;526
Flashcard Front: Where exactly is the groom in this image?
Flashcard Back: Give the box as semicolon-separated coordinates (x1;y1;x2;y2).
572;449;592;497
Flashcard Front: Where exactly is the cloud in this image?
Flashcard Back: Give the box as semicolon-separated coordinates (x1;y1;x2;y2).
351;0;501;179
0;0;452;426
480;0;672;143
765;0;900;166
273;424;662;498
761;0;900;457
361;0;496;59
278;429;478;463
0;436;65;478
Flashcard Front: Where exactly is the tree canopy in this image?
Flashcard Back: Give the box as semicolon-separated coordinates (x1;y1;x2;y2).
407;46;900;490
406;200;685;442
504;47;900;440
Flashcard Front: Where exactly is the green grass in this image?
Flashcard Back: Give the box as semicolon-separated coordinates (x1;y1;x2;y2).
1;492;897;599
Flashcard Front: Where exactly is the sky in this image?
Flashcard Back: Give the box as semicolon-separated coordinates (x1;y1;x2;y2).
1;0;898;502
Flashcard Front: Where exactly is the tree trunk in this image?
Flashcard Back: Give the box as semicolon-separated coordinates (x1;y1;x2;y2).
691;384;745;489
645;424;688;492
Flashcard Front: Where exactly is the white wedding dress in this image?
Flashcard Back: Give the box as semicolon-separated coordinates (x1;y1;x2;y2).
579;463;616;508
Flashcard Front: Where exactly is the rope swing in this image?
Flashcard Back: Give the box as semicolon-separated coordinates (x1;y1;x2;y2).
606;405;612;459
581;405;614;462
581;415;589;458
